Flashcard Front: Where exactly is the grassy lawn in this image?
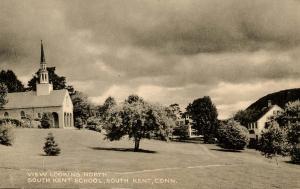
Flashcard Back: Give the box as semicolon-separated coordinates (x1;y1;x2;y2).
0;128;299;189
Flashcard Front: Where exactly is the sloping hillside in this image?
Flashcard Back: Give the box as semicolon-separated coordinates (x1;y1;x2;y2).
247;88;300;111
0;128;299;189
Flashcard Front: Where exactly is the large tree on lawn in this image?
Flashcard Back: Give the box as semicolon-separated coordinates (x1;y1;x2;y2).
104;95;175;151
186;96;219;143
0;70;24;92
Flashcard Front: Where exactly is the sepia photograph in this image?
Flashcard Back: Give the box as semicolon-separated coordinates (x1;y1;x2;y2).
0;0;300;188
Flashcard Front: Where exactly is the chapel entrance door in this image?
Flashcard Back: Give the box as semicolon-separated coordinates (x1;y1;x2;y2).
52;112;59;128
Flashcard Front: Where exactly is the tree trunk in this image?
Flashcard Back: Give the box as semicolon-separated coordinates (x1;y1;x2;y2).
134;138;140;152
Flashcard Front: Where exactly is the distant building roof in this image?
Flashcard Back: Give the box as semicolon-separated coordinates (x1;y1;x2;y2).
2;89;67;109
250;105;282;122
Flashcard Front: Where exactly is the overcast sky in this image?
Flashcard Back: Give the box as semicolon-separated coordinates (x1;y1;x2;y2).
1;0;300;119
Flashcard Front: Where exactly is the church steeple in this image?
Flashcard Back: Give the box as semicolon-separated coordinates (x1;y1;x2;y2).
36;40;53;96
39;40;49;84
40;40;45;63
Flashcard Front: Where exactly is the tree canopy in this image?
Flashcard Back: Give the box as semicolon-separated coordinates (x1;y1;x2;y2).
168;103;182;120
97;96;117;118
0;70;24;92
0;83;8;108
27;67;74;93
104;95;175;151
71;91;91;123
234;109;261;127
217;120;249;150
186;96;219;143
259;121;290;158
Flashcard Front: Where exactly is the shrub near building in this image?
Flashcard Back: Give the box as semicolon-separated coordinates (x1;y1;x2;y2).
259;121;290;159
40;113;52;129
86;116;102;132
74;117;83;130
0;118;24;127
0;123;15;146
217;120;249;151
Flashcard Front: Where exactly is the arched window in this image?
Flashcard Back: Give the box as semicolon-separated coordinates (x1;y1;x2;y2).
4;112;9;117
20;111;26;119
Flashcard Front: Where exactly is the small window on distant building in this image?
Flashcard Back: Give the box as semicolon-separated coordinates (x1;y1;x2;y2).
20;111;26;119
4;112;9;117
255;122;258;129
38;113;41;119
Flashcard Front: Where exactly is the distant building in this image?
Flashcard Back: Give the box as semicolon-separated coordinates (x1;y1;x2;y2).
0;41;73;128
247;100;282;140
174;113;195;138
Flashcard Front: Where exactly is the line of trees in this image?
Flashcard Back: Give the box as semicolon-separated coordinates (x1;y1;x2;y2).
0;68;251;153
89;94;250;151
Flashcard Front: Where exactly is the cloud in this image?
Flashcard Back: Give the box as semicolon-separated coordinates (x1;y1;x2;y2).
62;0;300;54
210;79;300;118
1;0;300;119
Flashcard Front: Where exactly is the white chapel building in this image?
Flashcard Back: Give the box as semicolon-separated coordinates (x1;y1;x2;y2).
0;41;73;128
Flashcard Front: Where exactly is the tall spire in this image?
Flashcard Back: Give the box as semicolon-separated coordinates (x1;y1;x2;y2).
40;40;45;63
36;40;53;96
39;40;49;84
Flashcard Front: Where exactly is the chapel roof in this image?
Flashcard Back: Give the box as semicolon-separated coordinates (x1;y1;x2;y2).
2;89;68;109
